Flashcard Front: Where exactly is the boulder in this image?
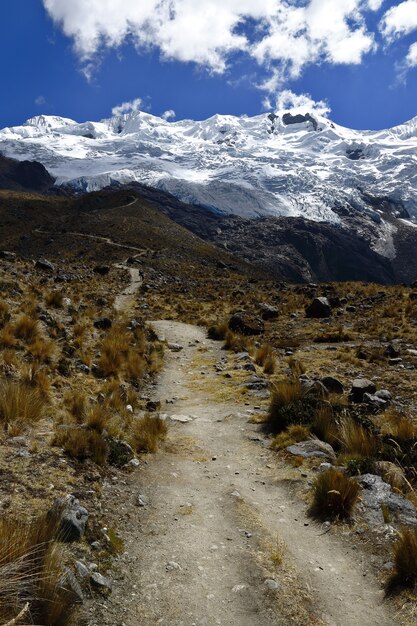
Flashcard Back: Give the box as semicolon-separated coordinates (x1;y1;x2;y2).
356;474;417;527
51;495;89;543
350;379;377;403
305;297;331;319
321;376;344;395
362;393;388;413
90;572;112;593
258;303;279;321
229;312;265;336
286;439;336;461
35;258;54;272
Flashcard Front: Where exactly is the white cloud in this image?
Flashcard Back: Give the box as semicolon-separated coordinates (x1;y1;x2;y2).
406;41;417;67
35;95;47;106
380;1;417;40
162;109;176;121
111;98;143;117
264;89;331;116
43;0;383;89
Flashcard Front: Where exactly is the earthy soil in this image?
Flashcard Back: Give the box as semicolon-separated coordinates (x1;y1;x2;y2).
88;320;400;626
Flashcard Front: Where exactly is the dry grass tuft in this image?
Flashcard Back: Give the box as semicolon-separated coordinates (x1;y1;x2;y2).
54;428;108;465
0;515;78;625
309;468;360;521
13;314;40;343
130;414;168;453
271;424;311;450
255;344;274;366
65;390;87;423
28;336;55;363
207;322;229;341
339;418;379;459
45;290;64;308
312;404;340;447
98;324;130;377
0;381;46;433
267;379;318;433
386;528;417;594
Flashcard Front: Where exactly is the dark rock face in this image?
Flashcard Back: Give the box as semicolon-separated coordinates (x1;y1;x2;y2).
305;297;331;318
229;312;265;336
0;155;55;192
282;112;318;131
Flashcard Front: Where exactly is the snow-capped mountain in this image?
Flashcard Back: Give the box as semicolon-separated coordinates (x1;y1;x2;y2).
1;109;417;231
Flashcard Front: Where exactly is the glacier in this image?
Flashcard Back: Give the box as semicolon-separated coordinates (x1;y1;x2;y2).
1;109;417;227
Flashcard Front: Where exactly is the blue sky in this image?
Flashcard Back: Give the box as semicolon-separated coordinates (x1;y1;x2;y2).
2;0;417;130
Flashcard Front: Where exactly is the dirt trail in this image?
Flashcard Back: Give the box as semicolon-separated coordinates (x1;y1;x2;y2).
113;265;143;312
92;320;400;626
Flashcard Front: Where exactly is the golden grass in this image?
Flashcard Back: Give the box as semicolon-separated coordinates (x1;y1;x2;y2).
386;528;417;594
45;290;64;308
130;414;168;453
312;404;339;447
0;381;45;433
339;418;379;459
0;515;78;625
309;469;360;521
13;314;40;343
271;424;311;450
54;427;108;465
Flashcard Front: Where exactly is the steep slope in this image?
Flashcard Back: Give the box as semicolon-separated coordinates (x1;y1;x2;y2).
0;154;55;192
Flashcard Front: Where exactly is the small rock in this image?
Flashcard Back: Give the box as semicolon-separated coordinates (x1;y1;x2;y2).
170;414;193;423
35;258;54;272
90;572;112;592
93;317;113;330
168;342;183;352
136;495;149;507
75;560;90;579
287;440;336;461
264;579;281;591
146;400;161;412
166;561;182;571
